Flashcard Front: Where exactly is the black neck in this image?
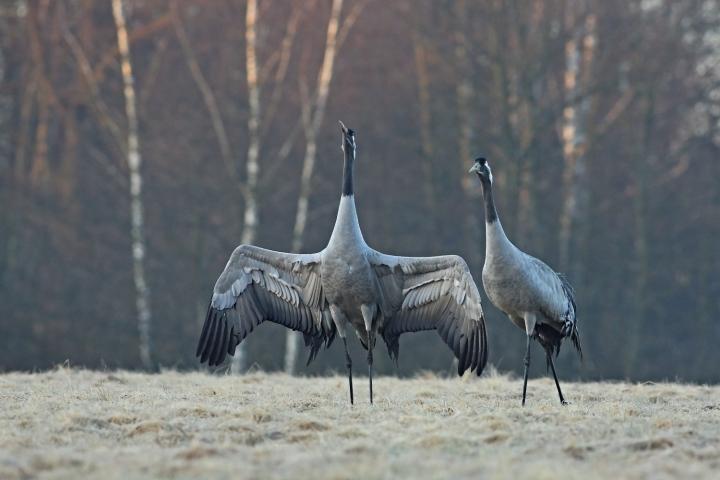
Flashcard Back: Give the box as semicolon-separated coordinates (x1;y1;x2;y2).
342;144;354;196
478;175;498;223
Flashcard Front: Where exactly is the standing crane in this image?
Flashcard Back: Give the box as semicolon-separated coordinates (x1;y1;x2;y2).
469;157;581;405
197;123;488;403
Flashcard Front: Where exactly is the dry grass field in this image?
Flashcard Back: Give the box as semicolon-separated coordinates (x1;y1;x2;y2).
1;368;718;479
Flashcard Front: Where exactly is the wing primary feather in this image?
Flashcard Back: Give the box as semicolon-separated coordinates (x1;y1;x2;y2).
208;312;226;366
445;313;459;348
468;325;477;372
196;303;213;357
247;286;265;319
479;320;488;375
274;293;290;328
227;326;236;355
200;312;219;364
457;324;468;375
209;316;224;366
214;318;229;366
473;325;480;372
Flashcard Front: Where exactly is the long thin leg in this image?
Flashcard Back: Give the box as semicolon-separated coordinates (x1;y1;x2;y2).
367;347;373;404
522;335;531;406
547;352;567;405
343;337;354;405
360;305;376;405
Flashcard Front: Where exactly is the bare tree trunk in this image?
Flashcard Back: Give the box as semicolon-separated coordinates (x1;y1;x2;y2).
625;91;653;376
453;0;483;271
63;24;125;154
513;14;543;249
112;0;153;370
58;109;79;202
0;36;10;173
412;35;440;250
284;0;344;375
0;40;15;291
13;75;35;182
30;92;49;184
242;0;261;250
26;8;50;186
232;0;262;375
559;13;596;272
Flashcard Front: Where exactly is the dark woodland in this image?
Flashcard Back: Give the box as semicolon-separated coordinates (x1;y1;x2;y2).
1;0;719;382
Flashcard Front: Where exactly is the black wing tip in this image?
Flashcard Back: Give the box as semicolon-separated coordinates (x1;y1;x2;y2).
197;306;236;367
571;326;583;362
303;334;322;367
456;317;489;377
302;324;337;368
558;272;577;315
381;332;400;366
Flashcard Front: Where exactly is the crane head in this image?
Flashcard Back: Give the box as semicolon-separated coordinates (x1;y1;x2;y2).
469;157;493;183
339;121;356;155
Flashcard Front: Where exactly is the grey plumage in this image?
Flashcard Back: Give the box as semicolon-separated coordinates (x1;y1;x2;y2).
371;253;488;375
469;157;581;405
196;248;335;366
197;123;488;403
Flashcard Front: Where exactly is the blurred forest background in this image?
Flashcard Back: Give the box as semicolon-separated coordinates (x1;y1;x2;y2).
1;0;719;382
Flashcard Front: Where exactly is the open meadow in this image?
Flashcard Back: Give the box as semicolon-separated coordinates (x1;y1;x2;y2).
1;368;718;479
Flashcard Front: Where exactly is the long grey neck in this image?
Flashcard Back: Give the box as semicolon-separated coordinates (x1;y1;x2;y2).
342;143;354;196
479;177;514;260
328;145;365;248
328;195;365;247
479;176;498;223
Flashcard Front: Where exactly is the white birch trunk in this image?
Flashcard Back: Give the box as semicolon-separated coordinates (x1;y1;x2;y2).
558;33;580;270
559;14;596;272
284;0;344;375
232;0;262;375
112;0;153;370
242;0;261;251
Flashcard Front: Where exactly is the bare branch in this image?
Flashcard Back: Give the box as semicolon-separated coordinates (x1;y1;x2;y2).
62;21;125;155
594;87;636;139
259;120;303;189
87;143;129;190
138;36;168;112
336;0;368;51
260;5;304;138
92;11;173;85
171;1;234;179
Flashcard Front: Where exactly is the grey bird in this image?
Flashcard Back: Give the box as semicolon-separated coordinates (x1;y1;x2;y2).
197;122;488;404
469;157;581;406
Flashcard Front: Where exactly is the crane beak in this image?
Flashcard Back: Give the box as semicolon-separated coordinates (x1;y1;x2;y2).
339;120;349;135
469;163;481;174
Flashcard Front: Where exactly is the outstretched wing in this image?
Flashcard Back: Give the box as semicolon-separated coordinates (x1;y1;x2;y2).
196;245;335;367
369;251;488;376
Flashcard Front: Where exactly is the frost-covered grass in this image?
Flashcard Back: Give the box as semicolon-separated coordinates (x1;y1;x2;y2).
1;368;718;479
